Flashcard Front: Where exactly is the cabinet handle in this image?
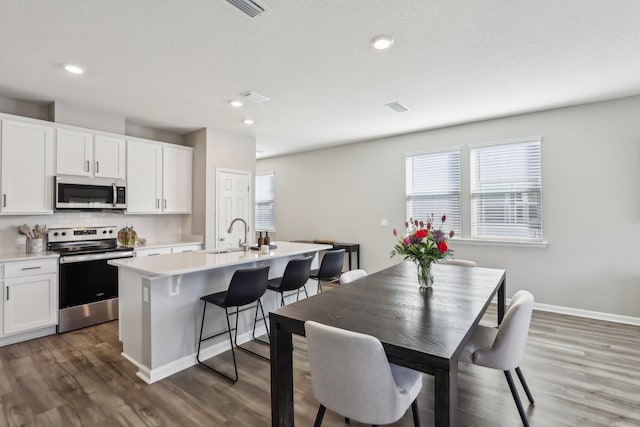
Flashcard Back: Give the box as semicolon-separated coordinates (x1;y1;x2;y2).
86;160;90;172
2;194;5;207
148;253;160;256
156;199;160;209
21;266;41;271
163;199;167;209
96;161;100;173
6;287;8;301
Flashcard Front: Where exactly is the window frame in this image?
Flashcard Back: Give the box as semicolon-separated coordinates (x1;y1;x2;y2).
404;148;462;235
255;172;276;232
469;136;543;242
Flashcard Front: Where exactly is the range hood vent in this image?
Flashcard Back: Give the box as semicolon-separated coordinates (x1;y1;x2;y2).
226;0;265;18
384;101;410;113
241;90;270;104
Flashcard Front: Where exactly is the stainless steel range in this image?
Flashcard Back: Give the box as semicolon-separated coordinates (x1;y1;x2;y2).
47;226;134;333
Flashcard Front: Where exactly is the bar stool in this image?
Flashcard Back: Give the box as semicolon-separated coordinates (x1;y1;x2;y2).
268;255;314;307
250;255;314;345
196;264;270;383
310;249;345;293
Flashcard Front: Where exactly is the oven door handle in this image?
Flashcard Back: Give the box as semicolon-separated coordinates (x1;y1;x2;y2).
59;251;134;264
113;183;117;207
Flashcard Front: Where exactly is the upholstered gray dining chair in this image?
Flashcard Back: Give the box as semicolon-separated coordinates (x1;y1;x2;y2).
305;321;422;427
460;290;535;426
339;269;367;285
440;258;478;267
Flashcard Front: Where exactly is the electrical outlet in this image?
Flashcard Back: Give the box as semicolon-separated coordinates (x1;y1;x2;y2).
380;219;388;227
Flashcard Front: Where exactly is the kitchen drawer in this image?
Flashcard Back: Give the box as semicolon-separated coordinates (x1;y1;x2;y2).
3;259;58;279
172;244;202;254
135;247;172;257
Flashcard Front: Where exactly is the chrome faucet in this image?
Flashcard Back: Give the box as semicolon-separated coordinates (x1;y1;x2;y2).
227;218;249;251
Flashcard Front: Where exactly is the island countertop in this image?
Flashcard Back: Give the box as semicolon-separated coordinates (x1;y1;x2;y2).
108;241;332;277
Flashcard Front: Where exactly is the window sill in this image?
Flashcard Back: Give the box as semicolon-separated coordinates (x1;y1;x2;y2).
450;238;548;248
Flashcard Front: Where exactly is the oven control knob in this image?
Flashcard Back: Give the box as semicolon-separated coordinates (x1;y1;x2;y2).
109;230;113;234
103;230;108;234
54;232;59;236
61;232;67;236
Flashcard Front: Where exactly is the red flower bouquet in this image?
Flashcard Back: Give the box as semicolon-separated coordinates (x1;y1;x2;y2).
391;215;454;287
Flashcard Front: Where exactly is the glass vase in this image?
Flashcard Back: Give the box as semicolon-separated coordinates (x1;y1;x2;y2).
416;259;434;288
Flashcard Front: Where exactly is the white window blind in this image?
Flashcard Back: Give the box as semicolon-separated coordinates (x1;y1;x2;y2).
405;150;461;234
470;138;542;240
255;173;275;231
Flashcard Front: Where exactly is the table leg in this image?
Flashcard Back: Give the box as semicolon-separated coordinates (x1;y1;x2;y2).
347;250;352;271
270;317;294;427
434;364;458;426
498;277;506;325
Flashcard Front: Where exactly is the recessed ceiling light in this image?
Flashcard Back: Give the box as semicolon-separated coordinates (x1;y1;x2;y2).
243;119;254;125
370;35;394;50
230;100;243;108
64;64;86;74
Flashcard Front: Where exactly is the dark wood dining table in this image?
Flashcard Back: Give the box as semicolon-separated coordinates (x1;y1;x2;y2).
269;261;506;427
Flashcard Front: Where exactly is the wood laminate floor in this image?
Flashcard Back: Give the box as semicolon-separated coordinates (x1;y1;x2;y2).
0;306;638;426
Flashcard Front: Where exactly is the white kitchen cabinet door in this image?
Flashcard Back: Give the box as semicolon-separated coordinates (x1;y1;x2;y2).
162;145;192;214
56;128;93;176
134;247;173;257
0;120;54;214
127;139;162;213
94;135;126;179
3;273;57;335
171;244;202;253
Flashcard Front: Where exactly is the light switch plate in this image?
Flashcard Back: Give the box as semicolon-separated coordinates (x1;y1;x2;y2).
380;219;388;227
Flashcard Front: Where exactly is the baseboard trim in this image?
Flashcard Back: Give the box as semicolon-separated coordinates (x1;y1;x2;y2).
0;326;56;348
124;325;269;384
533;302;640;326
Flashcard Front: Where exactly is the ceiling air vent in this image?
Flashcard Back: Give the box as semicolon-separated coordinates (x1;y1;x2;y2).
226;0;265;18
385;101;410;113
241;91;270;104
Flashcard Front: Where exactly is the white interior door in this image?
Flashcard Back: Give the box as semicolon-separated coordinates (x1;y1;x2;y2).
217;169;251;249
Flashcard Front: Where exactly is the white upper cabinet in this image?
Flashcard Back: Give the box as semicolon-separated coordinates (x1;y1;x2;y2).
162;144;193;214
56;128;93;176
94;135;126;179
126;139;192;214
57;129;125;179
127;139;163;213
0;119;54;214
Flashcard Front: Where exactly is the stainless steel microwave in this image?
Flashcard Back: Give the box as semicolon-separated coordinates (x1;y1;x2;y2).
55;176;126;210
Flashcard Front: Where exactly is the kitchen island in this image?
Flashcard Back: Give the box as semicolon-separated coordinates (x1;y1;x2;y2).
109;241;331;383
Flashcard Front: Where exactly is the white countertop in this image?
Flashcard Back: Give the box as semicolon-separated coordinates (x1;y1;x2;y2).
0;248;59;263
109;241;332;277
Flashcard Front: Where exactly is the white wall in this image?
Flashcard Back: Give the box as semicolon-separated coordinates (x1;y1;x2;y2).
0;96;49;121
258;95;640;318
50;101;125;134
185;128;256;249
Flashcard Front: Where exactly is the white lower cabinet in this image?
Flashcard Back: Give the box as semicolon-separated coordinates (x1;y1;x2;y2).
135;247;173;257
2;259;58;336
172;244;202;253
135;244;202;257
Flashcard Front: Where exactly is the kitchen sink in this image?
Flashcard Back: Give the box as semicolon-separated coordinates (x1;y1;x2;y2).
206;247;246;254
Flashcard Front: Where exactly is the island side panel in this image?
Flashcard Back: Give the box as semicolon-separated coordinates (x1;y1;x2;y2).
145;256;296;379
117;249;323;383
118;268;144;364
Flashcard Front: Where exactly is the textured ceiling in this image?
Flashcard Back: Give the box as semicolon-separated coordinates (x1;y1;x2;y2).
1;0;639;158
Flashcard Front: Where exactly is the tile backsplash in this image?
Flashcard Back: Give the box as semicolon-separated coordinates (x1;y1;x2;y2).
1;212;192;249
